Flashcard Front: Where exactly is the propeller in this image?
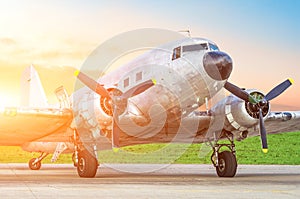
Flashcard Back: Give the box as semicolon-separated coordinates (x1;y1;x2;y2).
74;70;156;150
224;78;294;153
74;70;120;150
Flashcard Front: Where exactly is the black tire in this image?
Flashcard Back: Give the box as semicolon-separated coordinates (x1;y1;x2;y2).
29;158;41;170
77;150;98;178
216;151;237;177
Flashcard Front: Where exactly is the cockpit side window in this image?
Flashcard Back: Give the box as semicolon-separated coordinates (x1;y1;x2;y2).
172;46;181;60
209;43;219;51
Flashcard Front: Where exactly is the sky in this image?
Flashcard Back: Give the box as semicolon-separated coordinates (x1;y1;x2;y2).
0;0;299;109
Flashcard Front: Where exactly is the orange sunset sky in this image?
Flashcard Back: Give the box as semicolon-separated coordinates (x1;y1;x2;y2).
0;0;299;109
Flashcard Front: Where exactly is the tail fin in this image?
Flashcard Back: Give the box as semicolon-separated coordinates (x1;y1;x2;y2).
20;65;48;108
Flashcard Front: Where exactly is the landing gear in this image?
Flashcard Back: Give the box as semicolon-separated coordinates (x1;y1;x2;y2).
29;158;41;170
209;132;237;177
77;149;98;178
216;151;237;177
72;129;99;178
28;152;49;170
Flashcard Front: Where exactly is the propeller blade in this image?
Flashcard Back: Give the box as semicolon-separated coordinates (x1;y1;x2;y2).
265;78;294;101
224;82;258;103
259;108;268;153
112;116;120;152
74;70;111;98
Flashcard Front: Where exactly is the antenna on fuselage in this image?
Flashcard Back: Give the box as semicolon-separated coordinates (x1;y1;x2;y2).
178;29;191;37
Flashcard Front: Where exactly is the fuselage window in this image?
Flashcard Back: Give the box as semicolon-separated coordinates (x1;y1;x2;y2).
209;43;219;51
172;46;181;60
182;43;208;52
136;72;142;82
124;78;129;88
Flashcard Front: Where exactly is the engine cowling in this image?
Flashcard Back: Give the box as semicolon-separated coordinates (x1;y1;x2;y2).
211;89;270;133
94;88;125;132
72;87;123;138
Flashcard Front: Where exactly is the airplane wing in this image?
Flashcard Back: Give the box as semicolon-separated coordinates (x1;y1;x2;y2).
141;109;300;146
116;109;300;146
0;107;73;146
187;110;300;142
265;111;300;134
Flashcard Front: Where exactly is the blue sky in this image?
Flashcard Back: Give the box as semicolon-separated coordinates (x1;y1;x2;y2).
0;0;299;107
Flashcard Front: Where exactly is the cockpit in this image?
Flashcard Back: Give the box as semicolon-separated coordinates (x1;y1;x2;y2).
172;42;219;60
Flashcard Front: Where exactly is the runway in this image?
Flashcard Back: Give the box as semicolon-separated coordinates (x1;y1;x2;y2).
0;164;299;198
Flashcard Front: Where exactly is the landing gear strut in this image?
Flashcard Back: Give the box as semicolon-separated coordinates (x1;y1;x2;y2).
28;152;49;170
209;132;237;177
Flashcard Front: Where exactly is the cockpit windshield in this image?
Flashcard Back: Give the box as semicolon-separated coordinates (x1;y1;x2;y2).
209;43;219;51
182;43;208;52
172;43;216;61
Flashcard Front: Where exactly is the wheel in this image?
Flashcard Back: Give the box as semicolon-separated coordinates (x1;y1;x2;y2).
29;158;41;170
77;150;98;178
216;151;237;177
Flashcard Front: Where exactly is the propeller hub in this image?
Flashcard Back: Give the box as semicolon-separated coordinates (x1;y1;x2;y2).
259;99;268;107
245;91;270;119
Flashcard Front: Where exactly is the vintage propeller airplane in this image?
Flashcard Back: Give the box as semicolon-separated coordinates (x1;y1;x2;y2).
0;36;299;178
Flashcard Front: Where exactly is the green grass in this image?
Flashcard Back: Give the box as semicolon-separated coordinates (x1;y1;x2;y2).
0;132;299;165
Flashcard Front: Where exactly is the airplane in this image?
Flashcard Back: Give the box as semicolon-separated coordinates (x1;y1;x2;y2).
0;65;75;169
1;35;300;178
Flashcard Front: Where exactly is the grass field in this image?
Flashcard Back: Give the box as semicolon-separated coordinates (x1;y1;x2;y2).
0;131;299;165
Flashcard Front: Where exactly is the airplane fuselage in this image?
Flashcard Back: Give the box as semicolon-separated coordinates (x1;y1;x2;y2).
72;38;233;147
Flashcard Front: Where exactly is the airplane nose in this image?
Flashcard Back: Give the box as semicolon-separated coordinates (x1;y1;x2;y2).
203;51;233;81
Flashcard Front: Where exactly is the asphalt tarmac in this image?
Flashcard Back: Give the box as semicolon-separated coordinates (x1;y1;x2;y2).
0;163;299;198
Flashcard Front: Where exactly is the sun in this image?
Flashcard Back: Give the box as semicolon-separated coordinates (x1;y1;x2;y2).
0;93;19;109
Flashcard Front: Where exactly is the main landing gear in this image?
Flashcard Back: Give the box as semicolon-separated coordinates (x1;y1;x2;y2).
73;129;99;178
209;132;237;177
76;149;98;178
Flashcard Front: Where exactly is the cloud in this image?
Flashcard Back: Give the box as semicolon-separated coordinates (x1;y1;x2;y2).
0;38;17;46
0;37;96;69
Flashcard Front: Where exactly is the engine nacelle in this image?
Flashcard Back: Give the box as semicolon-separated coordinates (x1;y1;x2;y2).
211;89;270;133
72;87;121;136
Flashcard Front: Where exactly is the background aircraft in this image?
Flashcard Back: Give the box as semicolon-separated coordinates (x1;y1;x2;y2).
0;36;299;178
0;65;75;169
